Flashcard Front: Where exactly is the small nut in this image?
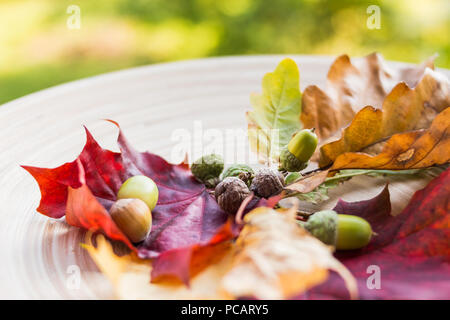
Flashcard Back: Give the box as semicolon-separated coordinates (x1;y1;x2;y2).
215;177;251;214
110;198;152;243
117;175;159;211
191;154;224;186
250;168;285;198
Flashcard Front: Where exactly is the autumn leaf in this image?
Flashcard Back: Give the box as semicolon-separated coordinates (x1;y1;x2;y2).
149;220;235;285
301;53;448;142
66;163;134;250
333;184;392;229
87;168;450;300
82;234;145;287
319;84;449;167
221;207;357;299
319;106;384;166
329;107;450;170
84;233;235;299
305;167;450;299
313;53;449;166
85;206;357;300
247;58;302;163
23;121;281;285
284;170;330;194
249;53;448;198
286;108;450;195
22;122;235;284
22;128;122;219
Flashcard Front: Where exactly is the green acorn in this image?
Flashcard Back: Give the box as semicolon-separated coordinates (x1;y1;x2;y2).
302;210;373;250
280;128;318;172
191;154;224;187
222;164;254;186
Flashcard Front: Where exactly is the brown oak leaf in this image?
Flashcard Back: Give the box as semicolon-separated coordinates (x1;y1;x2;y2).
301;53;448;144
319;72;449;166
329;107;450;170
286;107;450;194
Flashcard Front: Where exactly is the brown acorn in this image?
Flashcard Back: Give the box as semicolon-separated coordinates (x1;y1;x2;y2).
109;198;152;243
250;168;285;198
215;177;251;214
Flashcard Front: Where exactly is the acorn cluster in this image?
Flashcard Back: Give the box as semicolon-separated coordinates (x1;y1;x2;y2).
108;135;372;251
190;154;286;214
107;126;372;250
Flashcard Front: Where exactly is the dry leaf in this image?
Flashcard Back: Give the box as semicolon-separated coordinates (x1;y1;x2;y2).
319;70;449;166
301;53;448;142
283;170;330;194
329;107;450;170
82;235;144;286
85;207;357;300
84;234;234;300
287;107;450;193
220;207;357;300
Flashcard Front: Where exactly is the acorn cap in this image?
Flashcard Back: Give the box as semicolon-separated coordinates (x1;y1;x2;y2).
222;164;254;186
304;210;338;246
280;146;308;172
191;154;224;183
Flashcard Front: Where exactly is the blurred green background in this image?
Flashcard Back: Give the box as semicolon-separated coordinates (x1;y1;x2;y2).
0;0;448;104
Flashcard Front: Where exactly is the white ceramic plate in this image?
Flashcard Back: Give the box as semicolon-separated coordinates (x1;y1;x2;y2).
0;56;447;299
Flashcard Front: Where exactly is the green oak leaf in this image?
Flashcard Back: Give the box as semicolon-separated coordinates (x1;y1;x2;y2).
247;58;302;164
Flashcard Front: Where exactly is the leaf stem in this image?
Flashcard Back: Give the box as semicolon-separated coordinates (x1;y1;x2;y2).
285;168;423;199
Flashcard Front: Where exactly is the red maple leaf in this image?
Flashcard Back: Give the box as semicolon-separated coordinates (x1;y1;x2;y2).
22;122;237;284
304;168;450;299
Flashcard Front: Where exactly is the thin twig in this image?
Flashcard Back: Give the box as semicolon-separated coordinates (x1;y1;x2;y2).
235;193;255;225
301;165;330;176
